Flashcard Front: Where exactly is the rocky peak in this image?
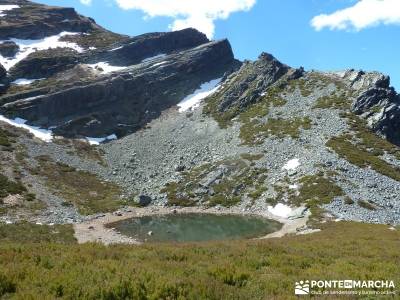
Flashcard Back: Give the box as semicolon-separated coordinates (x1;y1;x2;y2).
211;52;292;113
0;3;238;139
343;70;400;145
0;0;103;39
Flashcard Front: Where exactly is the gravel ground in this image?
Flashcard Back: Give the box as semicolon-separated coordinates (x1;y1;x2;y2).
4;71;400;226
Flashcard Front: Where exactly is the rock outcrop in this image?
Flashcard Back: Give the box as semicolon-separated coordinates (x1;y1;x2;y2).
212;52;299;113
9;48;81;80
0;0;103;39
0;1;239;138
1;38;238;137
338;70;400;145
0;41;19;58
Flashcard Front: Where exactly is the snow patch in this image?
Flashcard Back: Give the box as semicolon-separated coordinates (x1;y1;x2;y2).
0;115;53;142
289;184;298;190
282;158;300;171
152;61;168;67
267;203;293;218
11;78;44;85
141;53;166;63
178;78;222;112
87;62;127;74
109;46;123;52
85;134;117;145
0;5;19;17
0;32;84;71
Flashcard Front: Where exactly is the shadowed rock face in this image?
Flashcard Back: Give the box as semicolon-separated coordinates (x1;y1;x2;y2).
1;0;399;146
1;37;238;137
214;52;297;113
0;0;102;39
334;70;400;145
9;48;81;80
95;28;210;66
0;1;239;138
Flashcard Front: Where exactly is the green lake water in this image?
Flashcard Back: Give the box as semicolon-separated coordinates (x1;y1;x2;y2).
110;213;282;243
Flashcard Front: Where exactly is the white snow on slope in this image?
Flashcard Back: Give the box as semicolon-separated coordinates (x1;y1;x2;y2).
0;5;19;17
12;78;44;85
152;61;167;67
141;53;166;63
178;78;222;112
282;158;300;171
0;115;53;142
267;203;293;218
0;114;118;145
86;134;117;145
87;62;127;74
0;32;84;71
109;46;123;52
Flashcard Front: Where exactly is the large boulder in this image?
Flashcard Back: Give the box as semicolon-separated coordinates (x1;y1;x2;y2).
0;41;19;58
137;195;152;207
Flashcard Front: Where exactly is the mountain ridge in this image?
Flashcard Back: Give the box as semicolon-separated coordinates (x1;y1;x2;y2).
0;0;399;229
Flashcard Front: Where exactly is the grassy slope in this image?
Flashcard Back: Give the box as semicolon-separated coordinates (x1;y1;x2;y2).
0;222;399;299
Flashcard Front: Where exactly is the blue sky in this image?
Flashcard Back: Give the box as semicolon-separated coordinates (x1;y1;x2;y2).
36;0;400;89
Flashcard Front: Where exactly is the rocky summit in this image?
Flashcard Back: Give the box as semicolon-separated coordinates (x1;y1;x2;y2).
1;0;400;230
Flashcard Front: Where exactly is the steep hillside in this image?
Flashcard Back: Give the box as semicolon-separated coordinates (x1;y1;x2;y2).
0;0;399;231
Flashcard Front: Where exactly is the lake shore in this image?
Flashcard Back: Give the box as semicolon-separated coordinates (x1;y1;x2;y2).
73;205;311;245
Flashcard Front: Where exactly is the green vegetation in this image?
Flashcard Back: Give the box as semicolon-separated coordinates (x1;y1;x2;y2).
239;117;312;145
60;29;128;49
239;153;264;161
347;114;400;160
325;112;400;181
270;173;345;223
0;222;76;244
358;200;377;211
313;91;350;109
0;174;27;199
327;135;400;182
0;128;17;151
54;138;107;166
291;174;344;207
204;73;336;145
0;221;398;299
31;155;123;215
161;159;269;207
204;76;288;129
344;196;355;205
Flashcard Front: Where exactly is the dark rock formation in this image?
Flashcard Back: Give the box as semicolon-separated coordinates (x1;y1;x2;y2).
0;64;6;80
0;41;19;58
0;0;103;40
9;48;81;80
214;52;292;113
95;28;210;66
350;72;400;145
137;195;152;207
1;39;238;137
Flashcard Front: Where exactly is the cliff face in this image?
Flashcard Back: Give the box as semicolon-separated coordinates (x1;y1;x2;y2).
0;1;239;137
0;0;103;39
1;0;400;227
